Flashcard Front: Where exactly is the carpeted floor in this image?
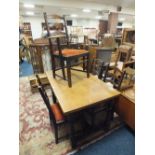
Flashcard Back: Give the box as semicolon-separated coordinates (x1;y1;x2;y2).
19;77;72;155
19;76;134;155
19;60;34;77
74;126;135;155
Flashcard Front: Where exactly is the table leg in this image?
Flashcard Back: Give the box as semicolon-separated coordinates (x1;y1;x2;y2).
52;56;56;78
83;56;86;71
60;58;66;80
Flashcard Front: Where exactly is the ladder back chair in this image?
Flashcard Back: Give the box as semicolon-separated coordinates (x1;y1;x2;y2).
113;44;133;71
36;75;66;144
104;65;135;91
36;74;57;103
43;12;90;87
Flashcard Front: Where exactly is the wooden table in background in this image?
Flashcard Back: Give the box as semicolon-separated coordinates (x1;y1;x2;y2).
46;67;120;148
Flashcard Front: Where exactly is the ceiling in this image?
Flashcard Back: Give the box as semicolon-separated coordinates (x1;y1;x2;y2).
19;0;135;20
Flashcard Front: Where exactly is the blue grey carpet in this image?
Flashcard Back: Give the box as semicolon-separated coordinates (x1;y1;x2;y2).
19;60;34;77
74;126;135;155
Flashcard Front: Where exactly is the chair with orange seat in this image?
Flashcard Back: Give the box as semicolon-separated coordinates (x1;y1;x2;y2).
36;75;66;144
43;12;90;87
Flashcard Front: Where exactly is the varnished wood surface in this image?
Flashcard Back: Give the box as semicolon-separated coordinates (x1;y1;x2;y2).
121;87;135;103
46;67;120;115
115;94;135;130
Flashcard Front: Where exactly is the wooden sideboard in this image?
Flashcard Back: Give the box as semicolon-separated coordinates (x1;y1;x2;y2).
115;88;135;130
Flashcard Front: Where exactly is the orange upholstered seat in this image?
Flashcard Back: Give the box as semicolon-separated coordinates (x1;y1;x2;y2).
55;49;88;57
51;104;65;123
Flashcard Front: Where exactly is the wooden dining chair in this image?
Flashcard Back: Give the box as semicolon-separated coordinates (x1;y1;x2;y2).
36;77;66;144
116;67;135;90
112;44;133;71
104;65;135;91
43;12;90;87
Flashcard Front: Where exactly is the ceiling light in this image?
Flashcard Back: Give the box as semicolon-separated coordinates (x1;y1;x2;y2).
83;9;91;13
26;12;34;16
71;14;78;17
95;16;102;19
24;4;35;8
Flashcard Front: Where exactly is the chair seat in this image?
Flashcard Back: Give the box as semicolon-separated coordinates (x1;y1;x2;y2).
51;104;65;123
54;49;88;57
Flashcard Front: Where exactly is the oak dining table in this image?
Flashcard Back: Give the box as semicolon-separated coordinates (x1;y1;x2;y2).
46;67;120;148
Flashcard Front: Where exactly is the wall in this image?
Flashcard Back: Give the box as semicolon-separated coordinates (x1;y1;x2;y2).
22;16;100;39
122;22;134;28
23;16;44;39
22;16;134;39
72;18;99;29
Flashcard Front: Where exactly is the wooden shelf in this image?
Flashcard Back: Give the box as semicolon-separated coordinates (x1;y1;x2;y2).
22;22;32;37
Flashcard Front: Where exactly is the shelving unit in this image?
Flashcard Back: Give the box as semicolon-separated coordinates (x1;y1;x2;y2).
22;22;32;37
21;22;33;43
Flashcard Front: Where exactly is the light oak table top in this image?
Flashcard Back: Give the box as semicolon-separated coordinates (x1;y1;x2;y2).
46;68;120;115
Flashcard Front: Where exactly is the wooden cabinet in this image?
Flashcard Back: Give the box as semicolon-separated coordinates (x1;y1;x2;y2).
115;94;135;130
98;20;108;35
22;22;32;37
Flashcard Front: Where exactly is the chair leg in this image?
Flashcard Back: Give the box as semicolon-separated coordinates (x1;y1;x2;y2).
60;58;66;80
66;60;72;87
55;126;59;144
103;64;109;82
83;56;86;71
52;56;56;78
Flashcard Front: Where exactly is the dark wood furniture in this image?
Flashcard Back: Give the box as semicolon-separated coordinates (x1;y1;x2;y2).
29;38;84;74
104;66;126;88
22;22;32;36
36;76;66;144
98;20;108;36
104;65;135;91
21;22;33;43
46;68;120;148
29;44;46;73
44;12;90;87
